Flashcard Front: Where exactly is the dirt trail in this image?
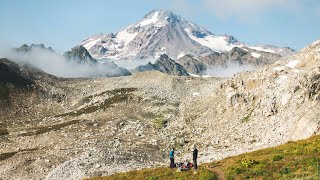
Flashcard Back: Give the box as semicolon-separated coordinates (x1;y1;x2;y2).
206;164;226;180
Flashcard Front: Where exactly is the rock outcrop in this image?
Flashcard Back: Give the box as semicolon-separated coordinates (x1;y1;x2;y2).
64;46;98;65
134;54;189;76
176;54;207;75
16;44;54;53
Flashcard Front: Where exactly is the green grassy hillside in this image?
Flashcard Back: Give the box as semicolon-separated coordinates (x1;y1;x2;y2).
88;167;217;180
89;135;320;180
214;135;320;179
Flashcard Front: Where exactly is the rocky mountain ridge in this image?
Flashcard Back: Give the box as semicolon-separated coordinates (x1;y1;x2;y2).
16;44;54;53
174;46;284;75
134;54;189;76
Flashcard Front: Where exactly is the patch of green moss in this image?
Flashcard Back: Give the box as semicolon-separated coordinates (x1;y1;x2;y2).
0;148;38;162
18;120;81;137
0;152;17;161
56;88;137;117
242;115;250;123
153;115;167;128
242;109;255;123
0;128;9;136
141;112;158;119
82;88;136;104
0;83;9;100
273;155;284;161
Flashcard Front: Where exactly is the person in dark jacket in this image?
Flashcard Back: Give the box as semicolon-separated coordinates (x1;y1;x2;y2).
169;148;175;168
193;145;198;170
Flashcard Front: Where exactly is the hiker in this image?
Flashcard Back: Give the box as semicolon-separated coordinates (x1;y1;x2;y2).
169;147;175;168
193;145;198;170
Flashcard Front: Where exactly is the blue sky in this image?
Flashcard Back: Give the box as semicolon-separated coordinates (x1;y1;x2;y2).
0;0;319;52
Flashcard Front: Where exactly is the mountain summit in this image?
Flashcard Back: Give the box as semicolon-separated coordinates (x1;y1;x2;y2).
81;10;294;60
63;46;98;65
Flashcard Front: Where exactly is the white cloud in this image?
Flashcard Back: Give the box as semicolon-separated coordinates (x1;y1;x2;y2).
0;44;128;78
205;62;255;77
168;0;319;20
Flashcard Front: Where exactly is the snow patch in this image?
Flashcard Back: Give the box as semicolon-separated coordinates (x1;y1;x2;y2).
189;73;200;77
251;52;261;58
184;28;238;52
177;52;186;59
285;60;300;69
293;69;303;73
137;12;160;27
188;22;196;28
116;28;138;46
155;46;167;59
192;92;200;97
276;75;288;83
155;52;166;59
241;48;248;52
311;40;320;46
202;75;213;78
273;66;285;71
281;93;291;106
250;46;275;53
83;38;101;50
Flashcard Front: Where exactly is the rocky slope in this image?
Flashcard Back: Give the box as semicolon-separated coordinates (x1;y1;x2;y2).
176;47;282;75
0;41;319;180
176;54;207;75
0;57;61;120
199;46;282;66
81;10;294;61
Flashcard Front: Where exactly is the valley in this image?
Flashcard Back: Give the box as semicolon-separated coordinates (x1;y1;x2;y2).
0;40;319;179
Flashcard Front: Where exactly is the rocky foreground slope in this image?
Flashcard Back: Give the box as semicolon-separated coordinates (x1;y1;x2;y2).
0;41;319;179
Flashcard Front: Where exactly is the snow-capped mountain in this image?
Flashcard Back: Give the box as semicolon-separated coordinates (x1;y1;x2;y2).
81;10;294;60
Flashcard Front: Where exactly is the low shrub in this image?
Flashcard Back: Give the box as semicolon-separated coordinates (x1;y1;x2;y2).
241;158;258;168
272;155;284;161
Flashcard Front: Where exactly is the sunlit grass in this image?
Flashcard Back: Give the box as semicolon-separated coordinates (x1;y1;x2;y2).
88;166;217;180
212;135;320;179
